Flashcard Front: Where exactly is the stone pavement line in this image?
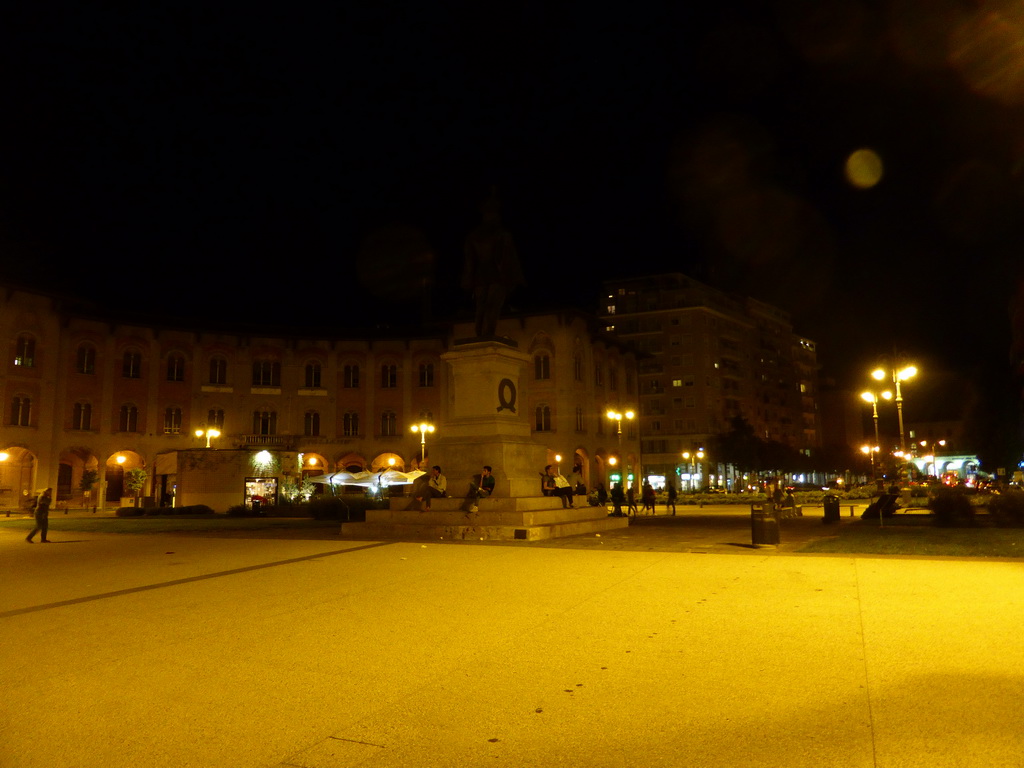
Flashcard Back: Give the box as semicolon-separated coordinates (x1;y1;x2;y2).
854;558;881;768
0;540;395;619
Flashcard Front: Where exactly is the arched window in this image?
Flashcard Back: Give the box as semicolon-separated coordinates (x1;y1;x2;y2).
119;404;139;432
343;364;360;388
343;411;360;437
535;404;551;432
164;406;182;434
10;396;31;426
123;350;142;379
76;344;96;375
304;410;320;436
380;410;397;436
418;363;434;387
575;405;584;431
208;356;227;385
207;408;225;428
73;402;93;431
253;410;277;435
594;363;604;387
304;361;322;388
14;335;35;367
166;354;185;382
534;354;550;380
252;361;281;387
380;364;397;388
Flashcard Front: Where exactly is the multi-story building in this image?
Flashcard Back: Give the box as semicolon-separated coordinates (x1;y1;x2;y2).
600;273;821;489
0;284;638;510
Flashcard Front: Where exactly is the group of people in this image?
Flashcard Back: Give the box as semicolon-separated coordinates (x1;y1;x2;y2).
411;465;685;518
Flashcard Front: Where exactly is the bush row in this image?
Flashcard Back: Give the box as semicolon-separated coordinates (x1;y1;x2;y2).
115;505;215;517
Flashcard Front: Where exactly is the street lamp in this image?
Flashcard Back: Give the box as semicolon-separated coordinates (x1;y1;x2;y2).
919;439;947;480
606;409;635;487
872;365;917;454
860;390;892;455
860;444;880;481
681;447;705;491
410;422;435;464
195;427;221;448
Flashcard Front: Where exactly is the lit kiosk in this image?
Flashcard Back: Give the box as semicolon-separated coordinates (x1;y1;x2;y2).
344;337;629;541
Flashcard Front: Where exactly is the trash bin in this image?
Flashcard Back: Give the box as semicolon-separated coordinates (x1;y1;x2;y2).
822;493;840;524
751;503;780;546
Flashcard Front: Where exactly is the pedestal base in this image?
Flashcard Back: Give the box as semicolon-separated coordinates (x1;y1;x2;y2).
341;496;629;541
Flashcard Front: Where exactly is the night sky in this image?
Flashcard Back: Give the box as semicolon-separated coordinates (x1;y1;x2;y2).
3;1;1023;446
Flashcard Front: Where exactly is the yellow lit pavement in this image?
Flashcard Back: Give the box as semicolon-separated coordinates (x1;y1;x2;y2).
1;521;1022;767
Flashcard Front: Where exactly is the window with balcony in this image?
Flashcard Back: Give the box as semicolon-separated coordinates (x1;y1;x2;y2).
207;408;225;429
253;410;277;435
164;406;182;434
304;410;320;436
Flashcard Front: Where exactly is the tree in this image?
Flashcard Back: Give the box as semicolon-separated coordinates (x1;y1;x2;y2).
124;468;147;507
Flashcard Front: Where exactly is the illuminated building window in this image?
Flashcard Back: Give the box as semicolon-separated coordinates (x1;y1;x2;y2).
76;343;96;374
209;356;227;385
380;410;397;436
381;364;397;388
118;404;138;432
167;354;185;382
10;395;31;426
73;402;92;431
14;335;35;367
123;350;142;379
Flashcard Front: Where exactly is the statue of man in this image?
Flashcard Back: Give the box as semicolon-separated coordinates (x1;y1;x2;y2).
461;188;525;338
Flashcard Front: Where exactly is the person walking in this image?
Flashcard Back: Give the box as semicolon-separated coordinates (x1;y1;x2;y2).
609;482;625;517
26;488;53;543
626;484;639;516
666;481;678;516
641;481;656;515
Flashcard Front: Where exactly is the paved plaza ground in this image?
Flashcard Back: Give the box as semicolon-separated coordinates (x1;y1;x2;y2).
2;507;1022;767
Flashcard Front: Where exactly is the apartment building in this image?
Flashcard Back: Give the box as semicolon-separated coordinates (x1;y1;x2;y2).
0;284;638;510
600;273;821;488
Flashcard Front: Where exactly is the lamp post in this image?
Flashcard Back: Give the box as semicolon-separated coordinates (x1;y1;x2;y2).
873;365;916;454
919;439;946;480
680;447;705;491
606;409;635;487
860;389;892;457
410;422;434;465
860;444;880;481
194;427;221;448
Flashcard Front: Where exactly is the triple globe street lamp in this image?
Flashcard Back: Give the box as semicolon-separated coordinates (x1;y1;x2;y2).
410;422;435;465
606;408;635;486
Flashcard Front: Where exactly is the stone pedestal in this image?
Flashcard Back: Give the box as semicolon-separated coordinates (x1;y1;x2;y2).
340;338;629;541
432;339;547;499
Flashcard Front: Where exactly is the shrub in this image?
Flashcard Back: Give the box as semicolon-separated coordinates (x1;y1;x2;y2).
929;488;975;527
987;491;1024;527
115;506;144;517
306;497;351;520
226;504;263;517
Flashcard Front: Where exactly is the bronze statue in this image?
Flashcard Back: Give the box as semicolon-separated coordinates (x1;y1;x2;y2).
461;188;524;338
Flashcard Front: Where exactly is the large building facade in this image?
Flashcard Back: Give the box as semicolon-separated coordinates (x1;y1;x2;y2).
600;273;821;489
0;285;639;510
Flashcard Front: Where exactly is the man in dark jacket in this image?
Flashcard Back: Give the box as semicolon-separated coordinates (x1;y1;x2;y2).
26;488;52;543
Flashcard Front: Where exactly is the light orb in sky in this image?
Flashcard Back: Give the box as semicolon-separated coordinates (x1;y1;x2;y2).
844;148;884;189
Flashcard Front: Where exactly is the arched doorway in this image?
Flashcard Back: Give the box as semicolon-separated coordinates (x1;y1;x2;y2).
58;448;99;507
0;446;37;510
105;451;145;505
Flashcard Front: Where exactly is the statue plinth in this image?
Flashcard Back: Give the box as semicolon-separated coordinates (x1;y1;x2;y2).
433;339;547;498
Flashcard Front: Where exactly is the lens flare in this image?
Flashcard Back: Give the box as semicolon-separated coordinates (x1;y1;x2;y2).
844;148;884;189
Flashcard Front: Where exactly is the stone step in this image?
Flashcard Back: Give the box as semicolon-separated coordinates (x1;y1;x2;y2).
341;512;629;542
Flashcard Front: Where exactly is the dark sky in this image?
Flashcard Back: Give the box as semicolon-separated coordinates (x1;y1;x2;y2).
3;1;1023;421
